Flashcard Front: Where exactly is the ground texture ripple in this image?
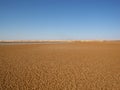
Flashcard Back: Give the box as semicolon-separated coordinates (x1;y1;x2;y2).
0;42;120;90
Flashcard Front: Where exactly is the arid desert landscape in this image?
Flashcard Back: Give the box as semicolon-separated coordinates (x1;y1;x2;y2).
0;41;120;90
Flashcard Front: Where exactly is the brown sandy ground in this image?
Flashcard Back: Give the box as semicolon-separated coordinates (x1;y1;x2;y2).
0;42;120;90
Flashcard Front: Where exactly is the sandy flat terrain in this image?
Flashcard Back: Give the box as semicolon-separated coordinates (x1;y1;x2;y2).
0;42;120;90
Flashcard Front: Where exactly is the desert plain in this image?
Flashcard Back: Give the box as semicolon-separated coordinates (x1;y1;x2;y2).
0;41;120;90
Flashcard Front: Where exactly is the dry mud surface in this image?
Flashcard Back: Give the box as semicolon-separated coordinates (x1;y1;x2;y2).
0;42;120;90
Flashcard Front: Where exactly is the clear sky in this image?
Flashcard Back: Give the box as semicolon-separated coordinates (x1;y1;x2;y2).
0;0;120;40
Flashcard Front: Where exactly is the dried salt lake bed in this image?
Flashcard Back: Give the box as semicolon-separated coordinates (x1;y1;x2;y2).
0;41;120;90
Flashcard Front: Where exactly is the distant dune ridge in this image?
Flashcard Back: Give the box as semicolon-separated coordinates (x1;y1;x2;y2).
0;40;120;45
0;41;120;89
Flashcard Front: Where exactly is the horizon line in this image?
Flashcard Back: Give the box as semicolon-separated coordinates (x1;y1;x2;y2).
0;40;120;42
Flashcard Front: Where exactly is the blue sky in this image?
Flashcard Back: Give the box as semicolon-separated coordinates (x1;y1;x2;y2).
0;0;120;40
